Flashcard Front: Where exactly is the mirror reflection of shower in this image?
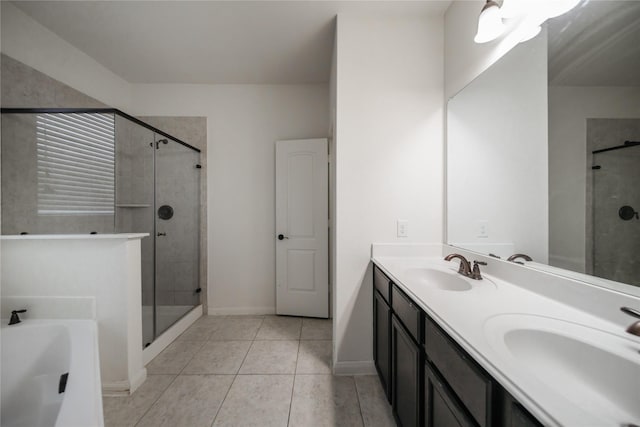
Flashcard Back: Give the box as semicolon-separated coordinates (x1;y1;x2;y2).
589;119;640;287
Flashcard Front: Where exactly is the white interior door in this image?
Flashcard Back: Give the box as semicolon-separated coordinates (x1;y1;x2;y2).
276;138;328;318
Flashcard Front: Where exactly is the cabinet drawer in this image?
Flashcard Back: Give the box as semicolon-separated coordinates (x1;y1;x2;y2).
374;265;391;304
392;284;422;342
424;317;493;427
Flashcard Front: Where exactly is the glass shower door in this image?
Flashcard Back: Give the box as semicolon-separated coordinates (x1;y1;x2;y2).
114;115;155;347
154;135;201;336
592;143;640;286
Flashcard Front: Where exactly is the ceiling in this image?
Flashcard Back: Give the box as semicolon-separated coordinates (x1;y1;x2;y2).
11;0;451;85
547;0;640;86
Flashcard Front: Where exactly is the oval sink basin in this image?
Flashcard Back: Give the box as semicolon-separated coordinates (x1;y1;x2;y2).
402;268;472;291
484;314;640;425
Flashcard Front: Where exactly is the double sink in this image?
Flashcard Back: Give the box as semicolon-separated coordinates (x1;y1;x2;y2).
378;259;640;426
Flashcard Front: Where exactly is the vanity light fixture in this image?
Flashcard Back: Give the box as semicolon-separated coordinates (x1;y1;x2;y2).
474;0;506;44
475;0;583;44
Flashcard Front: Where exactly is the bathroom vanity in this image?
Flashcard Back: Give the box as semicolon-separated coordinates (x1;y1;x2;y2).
371;245;640;427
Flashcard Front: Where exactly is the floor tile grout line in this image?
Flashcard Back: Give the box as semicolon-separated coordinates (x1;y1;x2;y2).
353;376;367;427
135;321;214;427
132;373;181;427
287;336;301;427
135;329;211;426
208;372;237;427
211;319;265;427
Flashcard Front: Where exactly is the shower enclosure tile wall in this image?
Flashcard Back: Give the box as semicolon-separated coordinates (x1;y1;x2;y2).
1;109;201;348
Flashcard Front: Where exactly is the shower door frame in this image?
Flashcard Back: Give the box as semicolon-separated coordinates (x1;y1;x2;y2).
0;108;200;153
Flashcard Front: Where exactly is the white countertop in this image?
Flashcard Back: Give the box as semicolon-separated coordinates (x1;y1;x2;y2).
1;233;149;240
372;254;640;427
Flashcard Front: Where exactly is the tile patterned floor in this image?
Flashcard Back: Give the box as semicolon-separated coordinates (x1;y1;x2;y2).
103;315;396;427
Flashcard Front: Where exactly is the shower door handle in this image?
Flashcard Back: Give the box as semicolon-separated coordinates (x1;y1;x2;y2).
157;232;166;237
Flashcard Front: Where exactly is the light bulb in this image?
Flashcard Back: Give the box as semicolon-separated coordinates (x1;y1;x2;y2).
474;1;506;44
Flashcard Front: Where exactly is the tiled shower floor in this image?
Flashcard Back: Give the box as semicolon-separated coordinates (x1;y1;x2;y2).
102;315;396;427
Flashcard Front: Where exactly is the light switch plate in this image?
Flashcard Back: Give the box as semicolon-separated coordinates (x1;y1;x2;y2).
397;220;409;238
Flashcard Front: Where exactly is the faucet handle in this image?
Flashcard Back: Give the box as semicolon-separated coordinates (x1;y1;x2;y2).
621;307;640;319
9;309;27;325
471;261;487;280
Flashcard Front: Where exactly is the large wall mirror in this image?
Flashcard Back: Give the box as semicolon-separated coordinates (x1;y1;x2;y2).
447;0;640;295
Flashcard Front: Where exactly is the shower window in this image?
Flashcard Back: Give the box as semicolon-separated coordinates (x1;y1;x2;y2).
36;113;115;215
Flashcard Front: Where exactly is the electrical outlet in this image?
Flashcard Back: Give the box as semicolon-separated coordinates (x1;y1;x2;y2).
397;220;409;238
477;220;489;238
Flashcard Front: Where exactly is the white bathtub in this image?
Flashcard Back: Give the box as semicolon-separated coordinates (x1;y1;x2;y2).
1;320;104;427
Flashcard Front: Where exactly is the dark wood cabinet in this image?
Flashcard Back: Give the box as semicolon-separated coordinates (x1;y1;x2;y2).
392;314;422;427
392;284;422;342
424;317;493;427
501;393;543;427
372;265;542;427
374;289;391;401
425;363;476;427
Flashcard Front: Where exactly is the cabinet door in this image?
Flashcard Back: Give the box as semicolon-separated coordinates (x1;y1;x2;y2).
501;393;543;427
392;315;421;427
424;363;476;427
374;290;391;401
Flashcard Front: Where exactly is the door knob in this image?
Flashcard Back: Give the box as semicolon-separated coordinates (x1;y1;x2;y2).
277;234;289;240
157;232;166;237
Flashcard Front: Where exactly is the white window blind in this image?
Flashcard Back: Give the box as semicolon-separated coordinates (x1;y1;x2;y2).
37;113;115;215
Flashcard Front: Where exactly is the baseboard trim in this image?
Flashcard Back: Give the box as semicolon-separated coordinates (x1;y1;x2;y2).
333;360;377;376
128;368;147;394
206;306;276;316
102;380;131;397
143;305;202;365
101;368;147;396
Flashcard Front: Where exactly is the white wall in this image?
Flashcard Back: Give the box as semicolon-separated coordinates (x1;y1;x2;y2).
444;0;528;99
548;86;640;271
1;236;146;394
0;2;131;110
447;32;549;262
130;84;329;314
333;13;443;372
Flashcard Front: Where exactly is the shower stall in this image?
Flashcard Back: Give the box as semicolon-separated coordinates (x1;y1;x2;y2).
1;109;201;347
589;118;640;287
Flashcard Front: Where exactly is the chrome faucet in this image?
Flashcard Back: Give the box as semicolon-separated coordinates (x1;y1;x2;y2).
507;253;533;263
621;307;640;338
